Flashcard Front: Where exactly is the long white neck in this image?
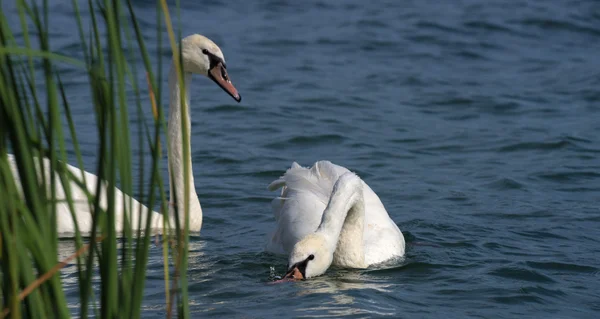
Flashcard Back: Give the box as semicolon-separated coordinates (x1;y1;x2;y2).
316;172;367;268
167;63;202;232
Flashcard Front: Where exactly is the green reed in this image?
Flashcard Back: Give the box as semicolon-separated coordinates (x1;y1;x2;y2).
0;0;191;317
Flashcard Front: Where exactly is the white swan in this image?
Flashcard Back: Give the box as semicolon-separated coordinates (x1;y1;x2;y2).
266;161;405;279
6;34;240;237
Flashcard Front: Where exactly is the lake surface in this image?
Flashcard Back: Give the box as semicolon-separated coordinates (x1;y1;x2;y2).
5;0;600;317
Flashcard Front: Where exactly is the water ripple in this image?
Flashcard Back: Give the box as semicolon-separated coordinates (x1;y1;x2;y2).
525;261;598;273
489;266;556;283
265;134;347;149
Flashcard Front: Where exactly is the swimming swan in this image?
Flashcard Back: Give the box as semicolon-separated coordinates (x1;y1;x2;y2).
6;34;241;237
266;161;405;279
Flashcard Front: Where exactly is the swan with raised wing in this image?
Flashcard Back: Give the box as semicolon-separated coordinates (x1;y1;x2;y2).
266;161;405;279
7;34;240;237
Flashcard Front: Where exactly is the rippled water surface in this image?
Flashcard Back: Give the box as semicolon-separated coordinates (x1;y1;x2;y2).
6;0;600;317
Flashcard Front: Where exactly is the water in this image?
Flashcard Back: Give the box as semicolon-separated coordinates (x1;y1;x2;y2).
6;0;600;317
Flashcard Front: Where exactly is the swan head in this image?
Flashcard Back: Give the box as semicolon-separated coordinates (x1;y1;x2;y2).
283;234;333;280
180;34;241;102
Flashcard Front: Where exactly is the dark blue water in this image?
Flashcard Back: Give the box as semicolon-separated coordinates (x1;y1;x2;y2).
6;0;600;317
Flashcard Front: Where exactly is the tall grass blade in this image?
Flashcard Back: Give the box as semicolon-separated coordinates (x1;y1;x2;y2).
0;0;194;317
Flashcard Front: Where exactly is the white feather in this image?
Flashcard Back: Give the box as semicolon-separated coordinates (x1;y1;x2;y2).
266;161;405;265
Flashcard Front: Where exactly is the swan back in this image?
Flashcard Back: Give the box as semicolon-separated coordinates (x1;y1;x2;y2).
7;154;162;236
266;161;349;253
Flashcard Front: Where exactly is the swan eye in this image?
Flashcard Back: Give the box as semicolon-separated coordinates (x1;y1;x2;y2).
308;254;315;261
202;49;209;55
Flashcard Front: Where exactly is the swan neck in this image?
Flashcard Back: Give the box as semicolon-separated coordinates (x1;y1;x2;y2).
167;63;202;231
316;173;366;267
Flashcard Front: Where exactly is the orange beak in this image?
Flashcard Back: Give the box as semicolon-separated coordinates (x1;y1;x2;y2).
208;61;241;102
282;265;305;280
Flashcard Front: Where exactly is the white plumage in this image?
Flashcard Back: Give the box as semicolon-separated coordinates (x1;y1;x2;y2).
7;153;162;236
6;34;240;237
266;160;405;272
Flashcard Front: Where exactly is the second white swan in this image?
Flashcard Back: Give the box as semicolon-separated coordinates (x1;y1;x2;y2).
266;161;405;279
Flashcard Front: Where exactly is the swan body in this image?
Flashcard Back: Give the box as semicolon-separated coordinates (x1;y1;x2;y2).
266;161;405;279
6;34;241;237
6;153;162;235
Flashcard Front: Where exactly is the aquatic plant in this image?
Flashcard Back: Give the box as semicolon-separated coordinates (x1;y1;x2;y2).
0;0;192;317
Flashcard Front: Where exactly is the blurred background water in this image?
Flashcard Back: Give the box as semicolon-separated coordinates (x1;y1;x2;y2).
4;0;600;317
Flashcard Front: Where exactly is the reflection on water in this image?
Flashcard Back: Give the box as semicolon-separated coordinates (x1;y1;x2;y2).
265;259;406;317
293;271;400;317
